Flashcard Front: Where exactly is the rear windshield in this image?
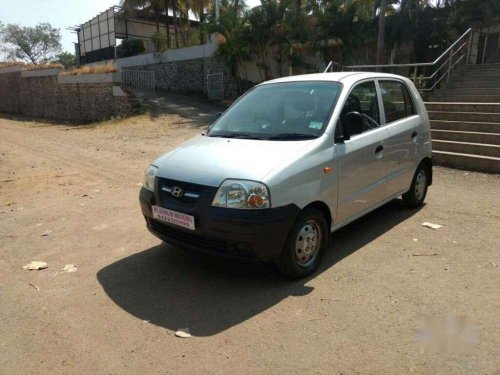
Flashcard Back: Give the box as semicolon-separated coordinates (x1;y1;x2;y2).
208;81;341;140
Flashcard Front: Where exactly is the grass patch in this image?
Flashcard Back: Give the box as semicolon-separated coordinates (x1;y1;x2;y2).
62;63;118;76
0;62;64;71
26;63;64;71
0;61;26;68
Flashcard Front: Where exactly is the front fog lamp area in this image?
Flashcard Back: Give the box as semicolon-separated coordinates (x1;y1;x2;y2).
212;180;270;209
143;165;158;192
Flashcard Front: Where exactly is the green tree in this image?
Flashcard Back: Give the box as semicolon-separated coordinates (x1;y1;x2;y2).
208;0;249;91
448;0;500;32
116;39;146;57
151;31;168;51
312;0;376;64
121;0;172;48
191;0;208;44
376;0;387;65
121;0;164;31
0;23;62;64
242;0;309;79
55;51;76;68
209;0;308;87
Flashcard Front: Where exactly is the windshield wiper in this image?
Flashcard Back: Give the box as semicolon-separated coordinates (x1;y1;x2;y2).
208;132;266;140
266;133;318;140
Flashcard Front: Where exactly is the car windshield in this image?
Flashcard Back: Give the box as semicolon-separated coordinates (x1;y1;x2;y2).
208;81;341;140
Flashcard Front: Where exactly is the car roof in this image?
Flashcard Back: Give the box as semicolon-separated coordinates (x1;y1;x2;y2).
260;72;410;86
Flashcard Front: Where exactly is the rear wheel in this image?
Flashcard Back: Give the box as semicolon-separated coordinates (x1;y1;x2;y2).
277;207;328;278
402;164;429;208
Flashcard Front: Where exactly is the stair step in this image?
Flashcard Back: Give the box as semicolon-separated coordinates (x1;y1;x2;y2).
429;95;500;102
428;111;500;122
432;150;500;173
457;63;500;71
431;129;500;145
453;69;500;76
443;81;500;89
425;102;500;113
432;140;500;158
430;120;500;133
449;74;500;82
435;88;500;96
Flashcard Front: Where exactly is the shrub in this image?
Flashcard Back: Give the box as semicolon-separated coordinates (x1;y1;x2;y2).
0;61;26;68
61;63;118;76
116;39;146;58
26;63;64;70
151;32;167;52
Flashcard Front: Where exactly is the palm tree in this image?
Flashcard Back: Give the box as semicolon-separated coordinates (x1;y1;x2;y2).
311;0;375;65
208;1;250;91
121;0;163;31
376;0;386;65
163;0;171;48
172;0;180;47
386;0;429;63
191;0;215;44
197;0;207;44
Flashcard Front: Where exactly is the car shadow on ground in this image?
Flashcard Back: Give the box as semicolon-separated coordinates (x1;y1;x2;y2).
97;200;423;337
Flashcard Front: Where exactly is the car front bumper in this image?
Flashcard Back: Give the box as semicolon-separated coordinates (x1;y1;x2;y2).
139;187;300;261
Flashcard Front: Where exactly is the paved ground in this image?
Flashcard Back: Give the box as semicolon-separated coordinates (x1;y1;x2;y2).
0;103;499;374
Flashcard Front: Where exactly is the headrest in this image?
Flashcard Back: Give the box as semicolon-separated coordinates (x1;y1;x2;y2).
341;94;361;116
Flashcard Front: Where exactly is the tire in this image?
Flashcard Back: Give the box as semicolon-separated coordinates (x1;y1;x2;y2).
402;163;429;208
276;207;328;279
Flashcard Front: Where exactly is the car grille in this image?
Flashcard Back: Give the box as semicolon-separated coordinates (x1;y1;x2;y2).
148;219;255;259
157;178;212;206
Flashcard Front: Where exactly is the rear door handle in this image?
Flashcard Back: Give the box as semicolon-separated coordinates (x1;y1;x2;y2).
375;145;384;154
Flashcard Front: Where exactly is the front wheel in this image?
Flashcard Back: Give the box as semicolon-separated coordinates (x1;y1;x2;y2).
277;207;328;279
402;164;429;208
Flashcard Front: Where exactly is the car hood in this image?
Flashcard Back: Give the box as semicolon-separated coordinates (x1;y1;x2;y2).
154;135;315;187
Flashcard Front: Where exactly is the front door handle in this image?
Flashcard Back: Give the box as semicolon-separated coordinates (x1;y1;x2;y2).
375;145;384;154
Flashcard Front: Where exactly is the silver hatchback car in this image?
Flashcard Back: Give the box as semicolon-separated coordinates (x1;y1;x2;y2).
139;72;432;278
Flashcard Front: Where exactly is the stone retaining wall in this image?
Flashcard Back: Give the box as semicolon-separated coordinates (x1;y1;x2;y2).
0;69;22;114
122;56;233;98
0;68;132;123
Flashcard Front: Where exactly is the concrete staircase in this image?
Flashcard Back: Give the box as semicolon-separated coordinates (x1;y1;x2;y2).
426;63;500;173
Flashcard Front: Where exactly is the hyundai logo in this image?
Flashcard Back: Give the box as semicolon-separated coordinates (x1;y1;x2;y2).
170;186;184;198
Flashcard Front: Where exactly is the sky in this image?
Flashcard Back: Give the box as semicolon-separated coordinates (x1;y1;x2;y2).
0;0;261;54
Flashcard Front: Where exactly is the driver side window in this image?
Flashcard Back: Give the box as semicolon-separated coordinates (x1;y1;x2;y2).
341;81;380;133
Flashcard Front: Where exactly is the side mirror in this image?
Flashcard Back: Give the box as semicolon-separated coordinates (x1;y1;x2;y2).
340;111;363;141
216;111;224;118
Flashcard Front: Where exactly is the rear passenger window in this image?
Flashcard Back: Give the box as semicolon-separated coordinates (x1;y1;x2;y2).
379;81;416;123
341;81;380;133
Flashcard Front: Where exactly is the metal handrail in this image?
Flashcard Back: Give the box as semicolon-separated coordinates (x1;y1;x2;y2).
426;53;466;91
323;27;481;92
341;28;474;69
417;40;468;81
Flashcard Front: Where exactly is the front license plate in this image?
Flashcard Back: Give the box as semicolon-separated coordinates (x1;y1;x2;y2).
152;206;195;230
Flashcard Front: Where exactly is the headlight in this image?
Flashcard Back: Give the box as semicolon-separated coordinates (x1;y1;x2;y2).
212;179;270;209
143;165;158;191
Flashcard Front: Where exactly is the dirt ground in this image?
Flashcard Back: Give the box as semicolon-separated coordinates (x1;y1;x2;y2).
1;102;499;374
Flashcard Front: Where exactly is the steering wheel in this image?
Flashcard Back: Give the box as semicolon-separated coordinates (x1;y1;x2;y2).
360;113;380;130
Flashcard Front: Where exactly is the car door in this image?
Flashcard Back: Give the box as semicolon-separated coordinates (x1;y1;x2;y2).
335;80;389;224
378;79;420;197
